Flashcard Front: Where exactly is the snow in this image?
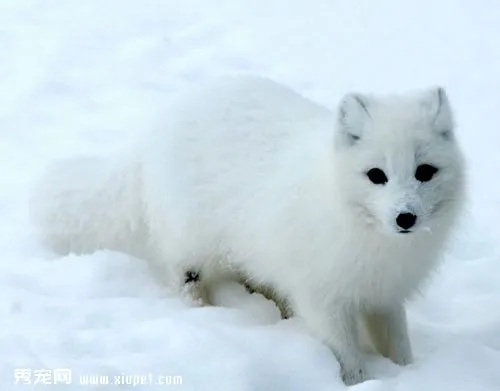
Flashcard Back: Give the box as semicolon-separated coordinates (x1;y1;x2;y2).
1;0;500;389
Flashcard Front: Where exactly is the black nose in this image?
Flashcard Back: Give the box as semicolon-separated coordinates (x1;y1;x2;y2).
396;213;417;230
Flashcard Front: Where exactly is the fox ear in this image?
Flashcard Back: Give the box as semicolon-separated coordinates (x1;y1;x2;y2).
335;93;371;146
423;87;455;140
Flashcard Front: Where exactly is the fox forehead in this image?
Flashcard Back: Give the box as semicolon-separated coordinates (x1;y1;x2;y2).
369;103;435;136
357;122;438;157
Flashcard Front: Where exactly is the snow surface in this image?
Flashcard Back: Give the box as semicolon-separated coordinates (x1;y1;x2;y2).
1;0;500;389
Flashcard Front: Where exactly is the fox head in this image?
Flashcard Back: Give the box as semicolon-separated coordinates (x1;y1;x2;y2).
332;86;465;236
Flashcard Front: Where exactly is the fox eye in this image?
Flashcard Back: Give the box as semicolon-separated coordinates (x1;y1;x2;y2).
415;164;438;182
366;168;388;185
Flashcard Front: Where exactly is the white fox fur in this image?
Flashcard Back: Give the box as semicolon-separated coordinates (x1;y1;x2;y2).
30;75;466;385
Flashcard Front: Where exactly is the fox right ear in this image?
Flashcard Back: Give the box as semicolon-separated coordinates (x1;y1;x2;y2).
335;93;371;146
422;86;455;140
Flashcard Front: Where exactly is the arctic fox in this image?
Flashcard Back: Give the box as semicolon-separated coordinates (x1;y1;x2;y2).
30;75;466;385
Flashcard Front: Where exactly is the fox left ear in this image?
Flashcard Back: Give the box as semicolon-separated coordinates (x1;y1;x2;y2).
423;87;455;140
335;93;372;146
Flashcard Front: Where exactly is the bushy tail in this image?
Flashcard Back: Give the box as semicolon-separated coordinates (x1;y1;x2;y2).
29;154;148;258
